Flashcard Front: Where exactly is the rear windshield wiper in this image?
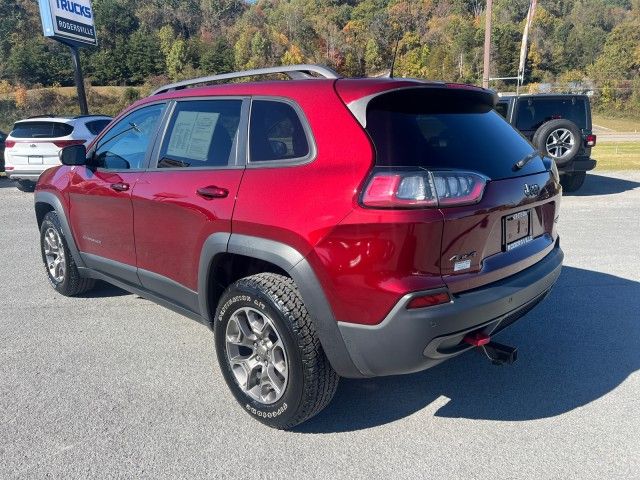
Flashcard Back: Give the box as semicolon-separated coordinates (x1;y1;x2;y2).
513;150;540;170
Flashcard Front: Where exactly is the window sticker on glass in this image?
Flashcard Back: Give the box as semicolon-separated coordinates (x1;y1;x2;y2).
166;111;220;162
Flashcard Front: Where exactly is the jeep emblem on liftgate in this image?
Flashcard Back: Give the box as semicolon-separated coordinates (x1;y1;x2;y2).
524;183;540;197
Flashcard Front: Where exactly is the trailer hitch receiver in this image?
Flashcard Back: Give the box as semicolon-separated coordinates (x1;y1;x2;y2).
463;332;518;366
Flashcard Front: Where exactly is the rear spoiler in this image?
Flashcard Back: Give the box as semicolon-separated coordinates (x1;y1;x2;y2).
339;83;497;128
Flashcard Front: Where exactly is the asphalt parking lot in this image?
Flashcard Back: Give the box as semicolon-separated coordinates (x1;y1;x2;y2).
1;171;639;478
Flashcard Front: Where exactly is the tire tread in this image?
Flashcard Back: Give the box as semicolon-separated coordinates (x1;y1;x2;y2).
234;272;339;428
41;211;95;296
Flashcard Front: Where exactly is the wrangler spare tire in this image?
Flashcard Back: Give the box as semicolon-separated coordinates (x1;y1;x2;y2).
532;119;581;166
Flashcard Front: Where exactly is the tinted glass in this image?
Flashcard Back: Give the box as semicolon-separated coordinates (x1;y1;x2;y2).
515;97;587;131
86;119;111;135
94;103;165;170
10;122;73;138
249;100;309;162
495;102;509;118
366;88;546;180
158;100;241;168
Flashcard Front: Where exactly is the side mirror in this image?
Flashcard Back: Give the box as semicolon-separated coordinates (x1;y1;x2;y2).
59;144;87;166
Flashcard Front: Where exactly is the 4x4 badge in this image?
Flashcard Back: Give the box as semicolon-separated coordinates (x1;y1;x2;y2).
524;183;540;197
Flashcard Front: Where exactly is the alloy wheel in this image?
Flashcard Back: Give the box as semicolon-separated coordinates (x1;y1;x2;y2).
545;128;575;159
225;307;289;404
43;227;66;283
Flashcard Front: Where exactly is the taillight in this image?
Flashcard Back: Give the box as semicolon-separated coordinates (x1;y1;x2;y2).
4;140;15;148
585;134;596;147
53;139;86;148
361;170;487;208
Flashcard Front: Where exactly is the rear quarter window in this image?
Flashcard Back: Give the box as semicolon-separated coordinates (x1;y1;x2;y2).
515;97;587;131
10;121;74;139
249;100;311;162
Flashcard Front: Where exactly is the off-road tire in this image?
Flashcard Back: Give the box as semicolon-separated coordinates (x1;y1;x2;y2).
40;211;95;296
214;273;339;429
560;171;586;193
15;180;36;192
532;119;582;166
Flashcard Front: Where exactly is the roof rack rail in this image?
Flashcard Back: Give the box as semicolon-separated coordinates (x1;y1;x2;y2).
151;64;340;96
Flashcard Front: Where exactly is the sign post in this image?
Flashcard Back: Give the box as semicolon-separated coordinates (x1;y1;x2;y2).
38;0;97;115
68;45;89;114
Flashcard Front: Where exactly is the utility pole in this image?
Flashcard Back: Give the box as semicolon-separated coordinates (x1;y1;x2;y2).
482;0;493;88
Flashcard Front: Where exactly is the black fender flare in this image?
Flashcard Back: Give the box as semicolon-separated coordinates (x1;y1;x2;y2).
34;191;85;269
198;233;364;378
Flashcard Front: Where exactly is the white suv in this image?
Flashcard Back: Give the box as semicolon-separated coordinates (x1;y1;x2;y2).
4;115;112;191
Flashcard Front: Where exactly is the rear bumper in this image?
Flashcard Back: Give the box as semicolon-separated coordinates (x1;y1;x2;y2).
5;169;46;181
559;157;596;173
338;240;563;377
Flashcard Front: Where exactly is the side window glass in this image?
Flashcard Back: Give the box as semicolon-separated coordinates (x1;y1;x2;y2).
94;104;165;170
158;100;242;168
495;102;508;118
249;100;310;162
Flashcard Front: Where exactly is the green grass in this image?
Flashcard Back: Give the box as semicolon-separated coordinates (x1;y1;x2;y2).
594;142;640;170
592;115;640;133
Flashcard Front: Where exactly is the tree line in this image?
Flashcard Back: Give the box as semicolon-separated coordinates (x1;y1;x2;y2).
1;0;639;115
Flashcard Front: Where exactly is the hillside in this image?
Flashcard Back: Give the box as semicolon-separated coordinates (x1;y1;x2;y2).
0;0;639;118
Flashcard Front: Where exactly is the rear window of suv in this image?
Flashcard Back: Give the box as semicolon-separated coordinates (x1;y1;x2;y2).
10;121;74;139
515;97;587;131
365;88;546;180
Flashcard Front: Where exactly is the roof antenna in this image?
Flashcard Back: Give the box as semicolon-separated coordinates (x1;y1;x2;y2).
389;35;401;78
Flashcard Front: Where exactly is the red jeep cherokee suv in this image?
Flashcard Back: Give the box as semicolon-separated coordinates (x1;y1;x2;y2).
34;65;563;429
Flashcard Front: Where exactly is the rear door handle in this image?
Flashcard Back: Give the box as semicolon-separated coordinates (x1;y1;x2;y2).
197;186;228;200
110;182;129;192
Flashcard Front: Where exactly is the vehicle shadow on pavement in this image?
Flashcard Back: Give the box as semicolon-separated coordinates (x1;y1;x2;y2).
0;177;15;189
77;280;130;298
565;173;640;197
295;266;640;433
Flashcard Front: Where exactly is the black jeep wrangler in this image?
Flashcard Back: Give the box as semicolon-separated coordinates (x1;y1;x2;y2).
496;94;596;192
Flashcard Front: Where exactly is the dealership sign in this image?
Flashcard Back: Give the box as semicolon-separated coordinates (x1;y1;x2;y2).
38;0;97;46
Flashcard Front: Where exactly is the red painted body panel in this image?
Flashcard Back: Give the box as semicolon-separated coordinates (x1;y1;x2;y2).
36;165;73;215
67;166;139;266
334;78;428;105
333;78;491;106
132;170;244;291
310;208;445;325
